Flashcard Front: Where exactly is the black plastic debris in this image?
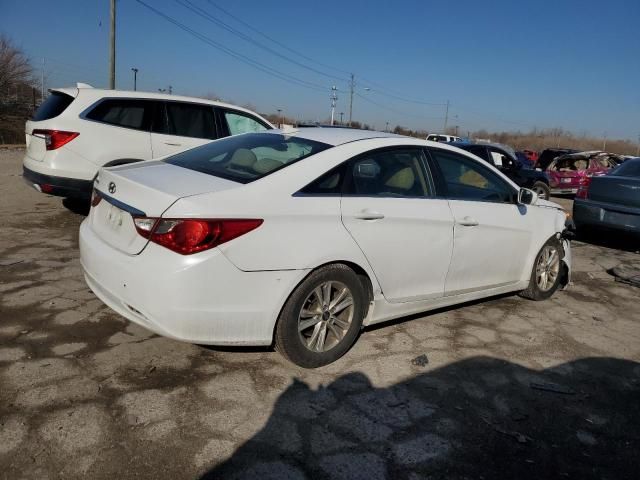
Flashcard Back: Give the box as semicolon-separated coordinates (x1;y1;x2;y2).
411;354;429;367
609;263;640;288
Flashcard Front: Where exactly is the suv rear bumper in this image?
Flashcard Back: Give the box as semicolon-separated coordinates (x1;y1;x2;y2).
23;166;93;198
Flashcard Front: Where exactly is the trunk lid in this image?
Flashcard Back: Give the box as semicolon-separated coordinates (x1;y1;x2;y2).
588;176;640;209
90;161;241;254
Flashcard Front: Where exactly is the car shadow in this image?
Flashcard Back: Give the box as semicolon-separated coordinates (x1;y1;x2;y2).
575;229;639;253
62;197;90;216
198;356;640;479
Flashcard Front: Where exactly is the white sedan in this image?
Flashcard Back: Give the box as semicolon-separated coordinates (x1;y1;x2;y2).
79;128;571;367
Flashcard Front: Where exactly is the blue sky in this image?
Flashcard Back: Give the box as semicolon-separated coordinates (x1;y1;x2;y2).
2;0;639;139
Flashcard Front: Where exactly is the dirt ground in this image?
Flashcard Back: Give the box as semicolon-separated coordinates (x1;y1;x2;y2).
1;148;639;480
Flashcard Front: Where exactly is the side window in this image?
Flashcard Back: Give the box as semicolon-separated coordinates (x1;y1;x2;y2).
299;164;347;195
224;111;268;136
430;149;515;203
343;149;431;197
86;99;152;130
468;146;490;162
165;102;217;139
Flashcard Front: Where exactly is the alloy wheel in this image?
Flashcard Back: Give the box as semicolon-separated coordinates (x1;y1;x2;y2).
298;281;354;352
535;245;560;292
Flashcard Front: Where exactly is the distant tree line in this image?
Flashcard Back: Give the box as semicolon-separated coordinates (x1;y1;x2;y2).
0;35;42;144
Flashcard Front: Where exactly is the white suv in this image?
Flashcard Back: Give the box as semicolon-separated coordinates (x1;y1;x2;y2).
23;84;274;198
426;134;461;143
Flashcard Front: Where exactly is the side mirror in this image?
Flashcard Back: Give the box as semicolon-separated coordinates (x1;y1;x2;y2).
517;188;538;205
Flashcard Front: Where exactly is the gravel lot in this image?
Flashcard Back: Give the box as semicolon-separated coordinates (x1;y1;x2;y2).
1;148;639;479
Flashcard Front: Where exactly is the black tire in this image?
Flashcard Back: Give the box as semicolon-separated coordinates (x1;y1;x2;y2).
532;181;550;200
275;264;367;368
520;236;564;301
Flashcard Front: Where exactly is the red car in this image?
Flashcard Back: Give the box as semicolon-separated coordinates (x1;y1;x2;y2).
521;149;538;163
546;151;621;195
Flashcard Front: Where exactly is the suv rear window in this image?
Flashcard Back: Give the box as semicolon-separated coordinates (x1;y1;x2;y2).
86;99;153;130
165;132;331;183
32;92;74;121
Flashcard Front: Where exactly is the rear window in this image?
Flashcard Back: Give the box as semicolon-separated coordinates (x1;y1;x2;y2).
611;159;640;177
165;133;331;183
32;92;74;121
86;99;153;130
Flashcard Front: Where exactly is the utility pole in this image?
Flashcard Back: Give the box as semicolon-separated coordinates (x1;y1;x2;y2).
603;132;607;151
339;112;344;125
348;73;355;126
109;0;116;89
41;58;45;101
277;109;283;128
131;68;138;91
330;86;337;126
443;100;449;133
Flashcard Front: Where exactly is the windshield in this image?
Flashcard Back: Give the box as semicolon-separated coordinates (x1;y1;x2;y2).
164;133;331;183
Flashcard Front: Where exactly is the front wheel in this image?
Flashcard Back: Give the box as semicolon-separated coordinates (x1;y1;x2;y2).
531;181;550;200
275;264;367;368
520;237;564;300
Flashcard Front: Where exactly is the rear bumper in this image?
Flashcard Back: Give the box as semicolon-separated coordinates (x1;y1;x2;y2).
79;219;307;345
573;199;640;234
23;166;93;198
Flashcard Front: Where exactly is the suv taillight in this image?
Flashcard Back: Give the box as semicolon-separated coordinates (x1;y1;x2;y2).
575;176;592;199
133;218;263;255
32;129;79;150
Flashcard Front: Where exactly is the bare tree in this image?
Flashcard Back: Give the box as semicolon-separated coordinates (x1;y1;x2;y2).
0;35;33;97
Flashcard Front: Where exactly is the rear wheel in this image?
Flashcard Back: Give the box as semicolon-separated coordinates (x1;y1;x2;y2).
275;264;366;368
520;237;563;300
531;181;550;200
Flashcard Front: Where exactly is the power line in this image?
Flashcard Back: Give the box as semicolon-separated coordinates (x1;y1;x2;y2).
175;0;348;82
134;0;330;94
204;0;352;77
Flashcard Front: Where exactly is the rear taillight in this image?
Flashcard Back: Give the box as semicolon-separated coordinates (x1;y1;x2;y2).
32;129;79;150
133;218;263;255
91;189;102;207
575;176;592;199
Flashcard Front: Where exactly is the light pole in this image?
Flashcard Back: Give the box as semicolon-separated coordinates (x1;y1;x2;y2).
131;68;138;91
385;121;389;132
330;86;337;126
339;112;344;125
277;109;283;128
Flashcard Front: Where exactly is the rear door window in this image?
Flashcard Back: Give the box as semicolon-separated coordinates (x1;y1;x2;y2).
86;99;154;130
164;102;217;139
32;92;74;121
223;110;269;136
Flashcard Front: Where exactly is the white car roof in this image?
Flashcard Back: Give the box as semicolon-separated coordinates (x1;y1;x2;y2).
268;127;406;147
50;85;274;126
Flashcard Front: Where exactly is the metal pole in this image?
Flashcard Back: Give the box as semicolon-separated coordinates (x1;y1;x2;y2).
277;109;282;128
131;68;138;91
109;0;116;89
330;86;337;126
348;73;354;126
443;100;449;132
339;112;344;124
603;132;607;151
41;58;45;101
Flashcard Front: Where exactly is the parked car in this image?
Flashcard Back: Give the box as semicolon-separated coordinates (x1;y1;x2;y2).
546;151;620;195
452;142;551;199
80;128;572;368
535;148;578;171
515;151;535;169
22;84;274;199
426;134;461;143
573;157;640;235
520;149;539;164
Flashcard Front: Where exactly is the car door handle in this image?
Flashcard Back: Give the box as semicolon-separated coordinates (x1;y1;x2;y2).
164;142;182;146
354;209;385;220
457;216;479;227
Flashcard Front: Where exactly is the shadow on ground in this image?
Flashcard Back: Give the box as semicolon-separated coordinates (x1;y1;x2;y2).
576;228;640;253
200;356;640;480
